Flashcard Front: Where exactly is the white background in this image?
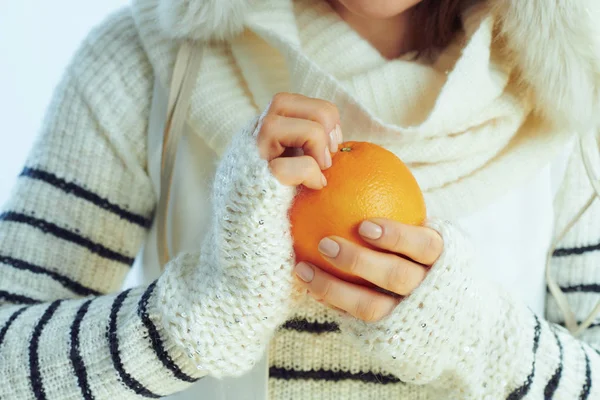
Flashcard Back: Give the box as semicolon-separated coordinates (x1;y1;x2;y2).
0;1;128;206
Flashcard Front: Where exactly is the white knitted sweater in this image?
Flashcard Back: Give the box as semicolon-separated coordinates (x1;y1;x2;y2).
1;0;600;399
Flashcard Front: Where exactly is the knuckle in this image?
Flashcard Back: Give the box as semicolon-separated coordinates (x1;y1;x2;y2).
429;231;444;263
316;279;334;301
422;230;443;263
307;122;326;140
391;226;408;252
314;104;338;125
268;159;283;175
354;296;380;322
323;101;340;121
313;111;329;128
259;114;279;137
387;260;409;294
347;248;364;275
270;92;291;111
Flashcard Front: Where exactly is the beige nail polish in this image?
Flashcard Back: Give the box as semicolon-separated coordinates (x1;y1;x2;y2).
321;173;328;187
359;221;383;240
318;237;340;258
336;124;343;144
329;129;338;153
324;147;332;169
295;262;315;283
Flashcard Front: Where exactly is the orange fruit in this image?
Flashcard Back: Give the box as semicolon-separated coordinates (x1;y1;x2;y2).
290;141;426;285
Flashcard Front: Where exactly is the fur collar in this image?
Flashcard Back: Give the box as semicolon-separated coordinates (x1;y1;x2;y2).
157;0;600;131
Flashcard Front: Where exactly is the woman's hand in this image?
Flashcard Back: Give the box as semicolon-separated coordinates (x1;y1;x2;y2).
257;92;343;189
159;93;345;378
294;218;444;322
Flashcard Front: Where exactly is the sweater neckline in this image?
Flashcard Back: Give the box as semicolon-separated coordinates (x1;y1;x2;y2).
291;0;476;128
236;2;568;220
131;0;570;219
293;0;388;80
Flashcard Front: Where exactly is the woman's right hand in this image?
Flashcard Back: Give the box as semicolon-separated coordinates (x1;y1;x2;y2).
257;93;343;189
157;95;344;379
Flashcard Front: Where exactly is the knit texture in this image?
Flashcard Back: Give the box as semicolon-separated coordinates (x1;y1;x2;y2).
156;111;297;378
131;0;573;220
290;0;571;218
0;3;599;400
0;10;295;398
340;219;600;398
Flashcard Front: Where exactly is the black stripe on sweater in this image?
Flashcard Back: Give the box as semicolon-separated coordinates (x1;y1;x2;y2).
30;300;62;400
0;306;28;347
580;346;592;400
0;290;41;305
281;318;340;334
137;282;198;383
544;330;564;399
70;300;95;400
553;242;600;257
21;168;152;228
108;290;162;398
0;212;135;265
269;366;402;385
551;283;600;294
507;315;542;400
1;254;101;296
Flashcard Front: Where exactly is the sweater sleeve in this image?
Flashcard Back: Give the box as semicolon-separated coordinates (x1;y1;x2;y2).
0;8;296;399
339;219;600;399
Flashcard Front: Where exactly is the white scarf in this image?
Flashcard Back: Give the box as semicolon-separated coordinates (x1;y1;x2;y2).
134;0;574;218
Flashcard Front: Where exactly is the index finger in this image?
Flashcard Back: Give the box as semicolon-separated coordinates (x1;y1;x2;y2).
269;93;341;145
358;219;443;266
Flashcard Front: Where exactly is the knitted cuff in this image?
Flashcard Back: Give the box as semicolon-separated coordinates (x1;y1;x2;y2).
339;219;489;386
154;115;297;379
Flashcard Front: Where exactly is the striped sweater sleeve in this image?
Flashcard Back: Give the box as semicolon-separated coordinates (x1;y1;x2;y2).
0;8;298;399
0;9;200;399
340;214;600;399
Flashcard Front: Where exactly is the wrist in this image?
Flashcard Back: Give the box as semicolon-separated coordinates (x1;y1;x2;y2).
154;251;293;378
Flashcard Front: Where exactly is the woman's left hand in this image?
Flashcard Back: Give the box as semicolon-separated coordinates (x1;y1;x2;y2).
293;218;444;322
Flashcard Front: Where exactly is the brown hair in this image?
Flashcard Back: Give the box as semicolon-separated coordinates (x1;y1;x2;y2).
410;0;469;53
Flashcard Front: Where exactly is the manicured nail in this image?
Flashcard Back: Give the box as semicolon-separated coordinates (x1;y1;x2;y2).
295;262;314;282
318;237;340;258
328;129;338;153
359;221;383;240
321;173;328;187
323;147;332;169
335;124;343;144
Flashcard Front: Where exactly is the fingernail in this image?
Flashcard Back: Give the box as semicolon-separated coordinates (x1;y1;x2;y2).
295;262;314;282
323;147;332;169
359;221;383;240
328;129;338;153
318;237;340;258
321;173;328;187
336;124;343;144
